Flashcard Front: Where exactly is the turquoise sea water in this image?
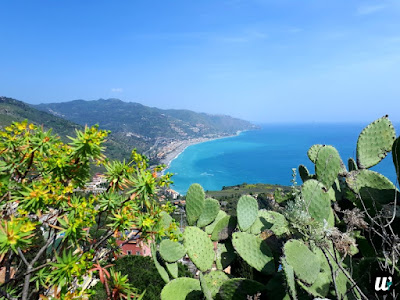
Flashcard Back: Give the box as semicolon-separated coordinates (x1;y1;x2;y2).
167;123;399;194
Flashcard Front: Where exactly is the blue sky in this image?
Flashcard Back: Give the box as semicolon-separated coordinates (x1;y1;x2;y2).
1;0;400;123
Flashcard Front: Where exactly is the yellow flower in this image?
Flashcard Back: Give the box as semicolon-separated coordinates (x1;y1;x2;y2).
142;217;154;227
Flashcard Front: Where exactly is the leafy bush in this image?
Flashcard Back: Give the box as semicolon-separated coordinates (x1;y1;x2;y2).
0;121;177;299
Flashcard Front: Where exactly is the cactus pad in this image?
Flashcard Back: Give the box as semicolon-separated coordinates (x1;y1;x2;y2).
283;239;320;285
159;239;186;262
183;226;214;271
297;247;331;298
166;262;178;279
200;273;213;300
315;145;342;189
346;169;398;214
160;211;173;229
197;198;220;228
393;137;400;185
302;179;331;223
151;243;169;283
281;257;297;300
160;211;182;241
204;270;230;297
232;232;275;274
250;210;289;237
216;240;236;270
161;277;202;300
348;157;358;172
186;183;205;225
205;210;227;234
298;164;311;182
308;144;324;163
237;195;258;231
216;278;266;300
356;116;396;169
211;216;237;241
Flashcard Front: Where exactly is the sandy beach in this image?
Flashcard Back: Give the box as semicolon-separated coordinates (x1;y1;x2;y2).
159;131;245;168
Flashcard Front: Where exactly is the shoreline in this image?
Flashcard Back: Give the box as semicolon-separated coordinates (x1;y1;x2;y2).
159;130;247;169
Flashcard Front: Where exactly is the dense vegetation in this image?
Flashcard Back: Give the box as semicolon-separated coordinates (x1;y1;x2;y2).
153;116;400;299
0;121;178;299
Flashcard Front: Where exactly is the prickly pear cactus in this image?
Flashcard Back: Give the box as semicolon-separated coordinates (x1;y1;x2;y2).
296;247;331;298
159;239;186;262
301;179;332;223
348;157;358;171
393;137;400;184
232;232;275;274
203;270;230;298
200;273;213;300
205;210;227;235
183;226;214;272
298;164;310;182
281;257;296;300
166;262;178;279
216;241;236;270
356;116;396;169
346;169;397;215
186;183;205;226
211;216;237;241
161;277;202;300
151;243;170;283
315;145;342;188
283;239;320;285
160;211;183;241
237;195;258;231
197;198;220;228
308;144;324;163
216;278;266;300
250;210;289;237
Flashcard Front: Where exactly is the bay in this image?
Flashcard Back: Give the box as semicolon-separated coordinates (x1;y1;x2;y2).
168;123;399;194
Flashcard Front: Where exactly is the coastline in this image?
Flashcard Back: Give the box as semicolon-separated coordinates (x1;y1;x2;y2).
159;130;247;169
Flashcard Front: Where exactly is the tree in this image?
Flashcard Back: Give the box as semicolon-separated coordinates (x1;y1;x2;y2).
0;121;178;299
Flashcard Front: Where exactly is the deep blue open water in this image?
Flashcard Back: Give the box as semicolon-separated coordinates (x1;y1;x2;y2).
167;123;399;194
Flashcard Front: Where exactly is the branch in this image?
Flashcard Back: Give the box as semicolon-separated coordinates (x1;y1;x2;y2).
324;247;369;300
320;247;339;300
17;248;29;267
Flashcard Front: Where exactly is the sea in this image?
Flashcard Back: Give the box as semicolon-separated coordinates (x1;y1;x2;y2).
167;123;399;195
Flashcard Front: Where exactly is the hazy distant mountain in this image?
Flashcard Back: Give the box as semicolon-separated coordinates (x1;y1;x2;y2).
34;98;256;139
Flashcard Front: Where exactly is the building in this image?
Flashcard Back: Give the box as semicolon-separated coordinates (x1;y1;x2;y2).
116;230;151;257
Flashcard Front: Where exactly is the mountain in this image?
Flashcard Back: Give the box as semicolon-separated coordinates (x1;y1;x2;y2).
0;97;133;161
34;98;257;162
35;99;255;139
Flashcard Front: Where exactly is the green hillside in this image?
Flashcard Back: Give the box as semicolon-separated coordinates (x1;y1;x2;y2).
0;97;132;161
0;97;81;139
34;98;256;139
